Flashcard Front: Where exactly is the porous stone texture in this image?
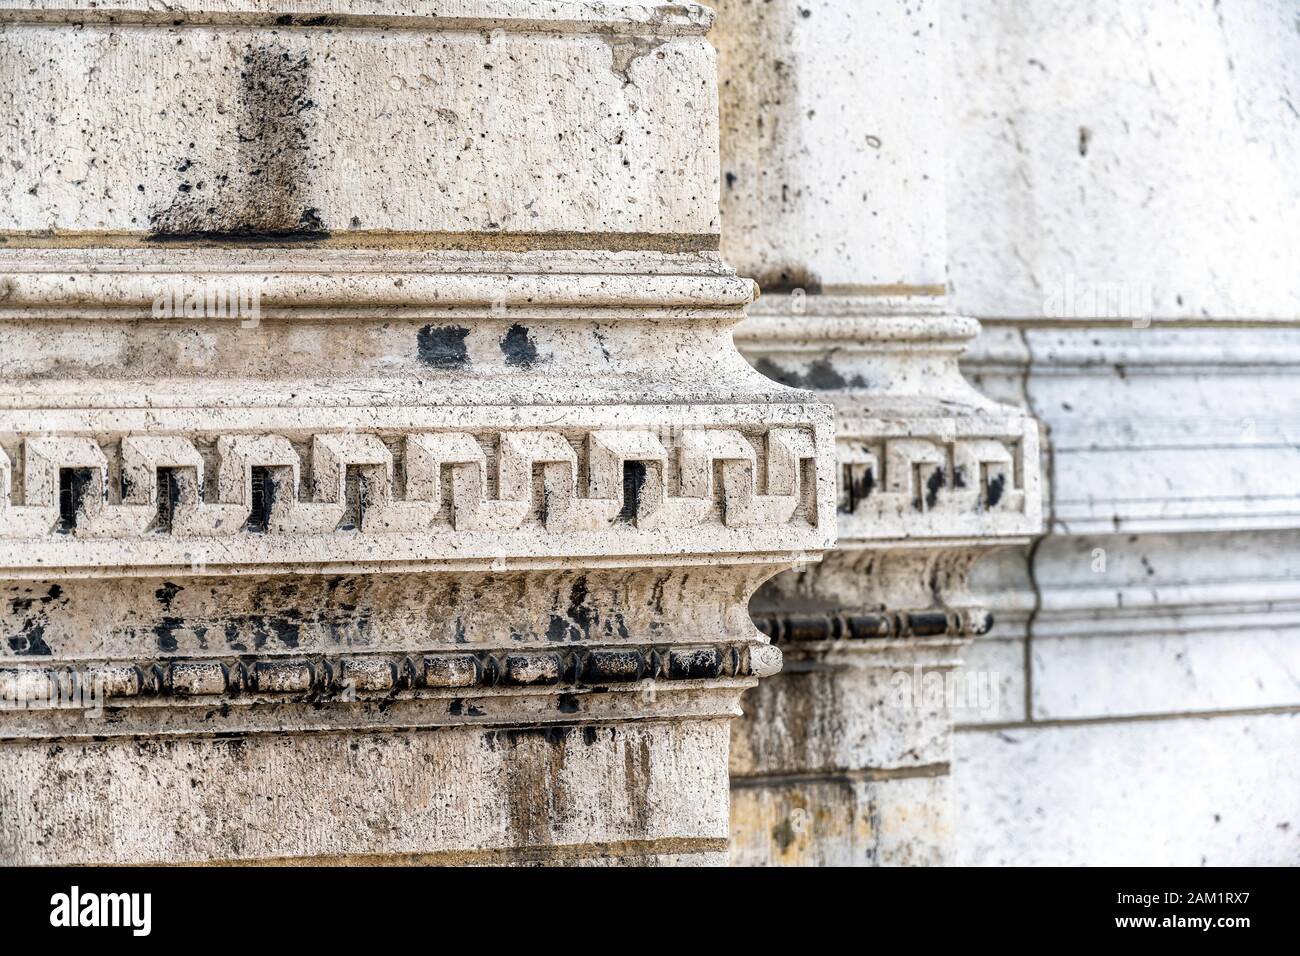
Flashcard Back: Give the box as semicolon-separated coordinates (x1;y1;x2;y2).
946;0;1300;320
714;0;945;290
949;0;1300;865
954;713;1300;867
731;772;951;867
0;1;835;865
8;720;734;865
2;0;722;240
714;0;1042;865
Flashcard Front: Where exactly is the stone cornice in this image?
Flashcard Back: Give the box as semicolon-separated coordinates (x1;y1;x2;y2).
736;294;1044;548
964;323;1300;534
0;0;792;868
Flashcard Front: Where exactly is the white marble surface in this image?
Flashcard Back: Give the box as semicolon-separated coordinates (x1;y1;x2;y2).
947;0;1300;321
954;712;1300;866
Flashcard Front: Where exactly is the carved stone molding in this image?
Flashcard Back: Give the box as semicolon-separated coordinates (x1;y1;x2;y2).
726;295;1041;866
0;421;826;568
712;0;1042;866
0;0;829;865
959;324;1300;730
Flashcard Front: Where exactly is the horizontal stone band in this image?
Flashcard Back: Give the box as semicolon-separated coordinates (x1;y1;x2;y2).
0;427;829;566
754;609;994;643
0;269;753;315
0;641;784;703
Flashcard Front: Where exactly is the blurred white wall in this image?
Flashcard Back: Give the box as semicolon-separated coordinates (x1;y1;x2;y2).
948;0;1300;865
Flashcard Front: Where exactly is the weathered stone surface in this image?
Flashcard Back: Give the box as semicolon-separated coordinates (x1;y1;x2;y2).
5;719;732;865
0;1;832;865
731;772;951;867
954;713;1300;866
730;637;963;777
714;0;1042;865
947;0;1300;321
715;0;945;290
1;0;721;240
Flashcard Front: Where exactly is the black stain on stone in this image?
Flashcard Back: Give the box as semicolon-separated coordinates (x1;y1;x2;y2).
802;358;848;390
839;463;875;514
753;356;863;391
268;618;301;648
154;617;183;652
772;817;797;853
8;619;51;655
274;14;343;26
859;465;876;499
55;468;94;534
545;578;594;641
296;207;324;232
250;618;271;650
525;726;572;746
224;621;246;652
155;582;184;610
566;578;593;640
245;467;276;532
147;43;329;242
557;693;580;714
752;357;802;388
500;323;539;367
755;265;823;296
545;615;568;642
417;325;470;368
484;726;573;749
448;698;483;717
5;585;64;655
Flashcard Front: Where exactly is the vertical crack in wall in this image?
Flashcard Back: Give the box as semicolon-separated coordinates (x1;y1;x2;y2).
1018;326;1054;725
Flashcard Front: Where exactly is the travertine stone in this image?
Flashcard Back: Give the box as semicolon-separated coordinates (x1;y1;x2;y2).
7;719;735;865
714;0;945;290
714;0;1042;865
1;0;721;240
0;1;833;865
731;772;951;868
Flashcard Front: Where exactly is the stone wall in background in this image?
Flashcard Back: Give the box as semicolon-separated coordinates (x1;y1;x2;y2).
948;0;1300;865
